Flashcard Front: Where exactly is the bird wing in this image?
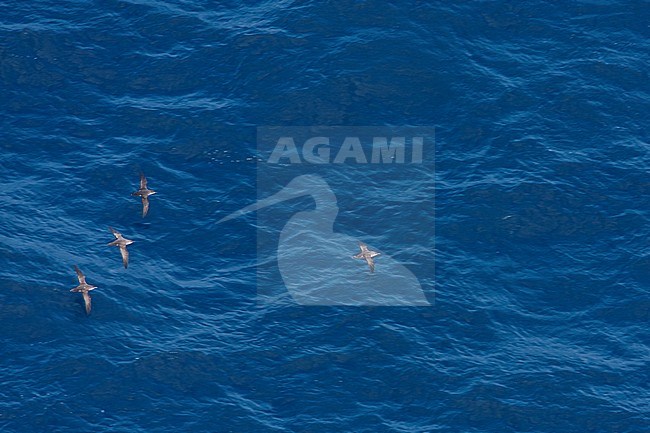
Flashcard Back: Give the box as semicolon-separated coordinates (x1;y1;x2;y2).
369;251;381;258
358;242;369;253
83;291;92;315
365;257;375;273
120;245;129;269
141;196;150;217
74;265;86;284
353;252;364;259
109;226;122;239
140;173;147;189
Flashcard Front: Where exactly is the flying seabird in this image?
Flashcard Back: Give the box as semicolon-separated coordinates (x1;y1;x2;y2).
132;173;156;217
353;241;381;273
70;265;97;315
107;227;134;268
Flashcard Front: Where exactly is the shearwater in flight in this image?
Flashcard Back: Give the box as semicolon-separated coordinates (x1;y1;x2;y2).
132;173;156;217
70;265;97;315
353;241;381;273
107;227;134;268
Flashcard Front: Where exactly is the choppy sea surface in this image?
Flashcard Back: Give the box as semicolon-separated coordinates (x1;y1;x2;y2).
1;1;648;432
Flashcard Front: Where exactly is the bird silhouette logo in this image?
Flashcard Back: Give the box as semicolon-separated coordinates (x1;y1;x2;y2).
219;174;430;306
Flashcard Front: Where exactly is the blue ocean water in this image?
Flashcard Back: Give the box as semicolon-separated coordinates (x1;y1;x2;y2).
1;1;648;432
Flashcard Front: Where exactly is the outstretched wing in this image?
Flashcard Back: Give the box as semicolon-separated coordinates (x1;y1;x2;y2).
140;173;147;189
83;291;92;315
358;241;369;253
141;196;150;217
109;226;121;239
119;246;129;269
365;257;375;273
74;265;86;285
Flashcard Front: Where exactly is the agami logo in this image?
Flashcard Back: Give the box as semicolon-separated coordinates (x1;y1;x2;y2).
268;135;426;164
236;126;435;306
